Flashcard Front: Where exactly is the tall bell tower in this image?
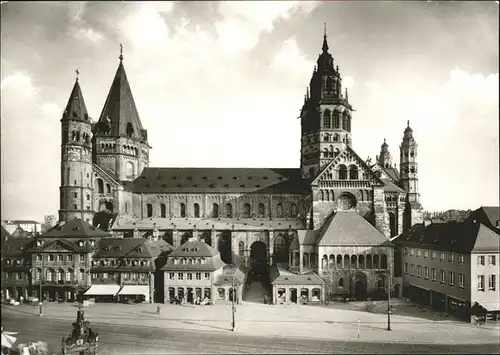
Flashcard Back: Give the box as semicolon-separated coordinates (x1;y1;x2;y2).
300;24;354;179
59;72;94;223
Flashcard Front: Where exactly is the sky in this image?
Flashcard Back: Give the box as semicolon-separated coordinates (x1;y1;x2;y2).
1;1;498;222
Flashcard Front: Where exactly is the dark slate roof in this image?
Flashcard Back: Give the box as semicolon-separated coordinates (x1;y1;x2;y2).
381;178;405;193
42;219;112;238
61;79;90;123
93;238;149;258
383;167;400;182
161;239;225;271
318;211;391;246
123;167;307;194
24;238;95;253
94;60;148;143
1;238;30;257
270;265;325;285
11;226;31;238
392;220;500;253
169;239;219;258
114;217;305;231
464;206;499;231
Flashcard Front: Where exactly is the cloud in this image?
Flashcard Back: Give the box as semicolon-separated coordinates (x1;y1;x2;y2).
72;27;105;43
343;76;355;89
1;72;61;220
270;37;314;74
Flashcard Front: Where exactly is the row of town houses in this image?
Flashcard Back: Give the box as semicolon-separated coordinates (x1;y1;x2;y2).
1;206;499;322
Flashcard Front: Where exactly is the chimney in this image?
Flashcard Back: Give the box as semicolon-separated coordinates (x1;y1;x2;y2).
423;218;432;227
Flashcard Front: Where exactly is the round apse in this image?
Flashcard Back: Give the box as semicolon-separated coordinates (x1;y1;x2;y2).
337;193;357;210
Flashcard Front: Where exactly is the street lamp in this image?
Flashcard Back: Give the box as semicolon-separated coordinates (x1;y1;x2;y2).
387;270;391;331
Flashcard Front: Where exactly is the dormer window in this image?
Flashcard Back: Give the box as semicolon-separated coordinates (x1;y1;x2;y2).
36;240;43;247
104;246;109;251
137;248;142;253
133;260;138;266
5;259;11;265
78;240;84;247
89;240;95;246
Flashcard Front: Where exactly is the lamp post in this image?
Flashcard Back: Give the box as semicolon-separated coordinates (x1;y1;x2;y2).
231;275;235;331
387;270;391;331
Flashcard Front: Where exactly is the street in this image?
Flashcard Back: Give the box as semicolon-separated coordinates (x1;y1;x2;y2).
2;312;499;354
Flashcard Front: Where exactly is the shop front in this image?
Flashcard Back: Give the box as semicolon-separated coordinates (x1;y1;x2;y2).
116;285;150;303
83;284;120;303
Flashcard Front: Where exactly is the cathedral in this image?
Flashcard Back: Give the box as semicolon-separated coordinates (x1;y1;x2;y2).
59;30;423;302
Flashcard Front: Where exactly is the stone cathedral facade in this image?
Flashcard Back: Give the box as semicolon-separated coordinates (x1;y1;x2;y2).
58;31;423;302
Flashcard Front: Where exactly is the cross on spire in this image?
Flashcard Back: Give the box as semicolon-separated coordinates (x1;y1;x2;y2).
75;69;80;81
322;22;329;53
119;43;124;61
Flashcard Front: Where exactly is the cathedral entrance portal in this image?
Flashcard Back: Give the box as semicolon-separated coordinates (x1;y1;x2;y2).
353;272;368;301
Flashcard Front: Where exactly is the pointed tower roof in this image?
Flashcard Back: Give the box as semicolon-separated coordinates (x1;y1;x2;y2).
62;74;90;122
95;46;148;143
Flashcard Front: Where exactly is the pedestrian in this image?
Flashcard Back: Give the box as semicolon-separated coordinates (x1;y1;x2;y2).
19;295;24;304
156;304;161;316
38;301;43;316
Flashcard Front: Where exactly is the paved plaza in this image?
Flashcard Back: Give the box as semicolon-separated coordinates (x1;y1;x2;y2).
2;300;499;346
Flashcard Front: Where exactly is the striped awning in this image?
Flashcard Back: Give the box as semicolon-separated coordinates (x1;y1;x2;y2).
84;284;120;296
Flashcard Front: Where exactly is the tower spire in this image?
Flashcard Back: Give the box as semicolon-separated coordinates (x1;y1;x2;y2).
119;43;124;62
322;22;329;53
345;87;348;101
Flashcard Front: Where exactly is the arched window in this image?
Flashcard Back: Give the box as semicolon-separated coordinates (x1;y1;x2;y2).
194;203;200;218
212;203;219;218
347;117;351;132
329;145;334;158
126;161;135;179
276;203;283;218
160;203;166;218
338;165;347;180
96;179;104;193
349;165;358;180
126;122;134;137
323;110;331;128
325;190;330;201
381;254;388;269
180;203;186;218
291;203;297;217
76;131;80;141
333;111;340;128
258;203;265;218
225;203;232;218
323;148;329;158
146;203;153;218
320;190;324;201
243;203;251;218
342;112;349;130
106;183;111;193
238;241;245;257
333;133;339;142
338;278;344;287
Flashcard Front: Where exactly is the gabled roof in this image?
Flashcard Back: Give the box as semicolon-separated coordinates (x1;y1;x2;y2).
214;266;246;285
297;229;318;245
1;237;30;257
61;79;90;123
94;59;148;143
11;226;31;238
464;206;499;231
383;167;400;183
92;163;121;187
23;237;95;253
169;239;219;258
471;224;500;253
392;219;500;253
270;265;325;285
381;178;405;193
41;219;111;238
311;145;385;187
37;238;80;253
318;210;391;246
123;168;307;194
93;238;147;258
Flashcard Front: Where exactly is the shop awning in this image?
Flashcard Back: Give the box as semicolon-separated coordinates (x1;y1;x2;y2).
116;285;149;296
479;300;500;312
84;284;121;296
